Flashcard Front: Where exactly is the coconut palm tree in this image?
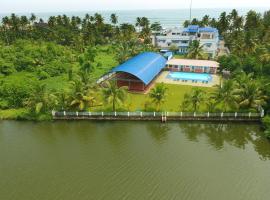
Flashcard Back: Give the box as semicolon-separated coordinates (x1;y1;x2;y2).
214;80;238;112
201;15;210;27
94;13;104;26
187;40;207;59
255;45;270;64
110;14;118;25
55;90;70;111
70;92;96;111
120;23;136;40
1;16;10;44
69;80;96;111
136;17;142;31
24;84;48;114
180;94;191;112
115;42;131;63
233;72;254;88
29;13;37;24
102;81;127;111
205;94;217;112
235;80;267;110
150;22;162;32
218;12;230;35
189;88;205;112
140;17;150;28
149;83;167;111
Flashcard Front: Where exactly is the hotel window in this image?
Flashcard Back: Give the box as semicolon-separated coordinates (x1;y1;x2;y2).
158;40;166;43
172;40;181;43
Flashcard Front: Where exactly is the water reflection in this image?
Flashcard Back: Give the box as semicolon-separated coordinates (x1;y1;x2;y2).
146;123;171;143
180;122;270;160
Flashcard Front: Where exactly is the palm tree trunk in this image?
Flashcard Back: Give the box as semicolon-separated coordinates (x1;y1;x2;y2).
113;96;116;111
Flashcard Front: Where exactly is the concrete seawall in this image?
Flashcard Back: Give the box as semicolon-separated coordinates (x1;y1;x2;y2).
53;116;261;122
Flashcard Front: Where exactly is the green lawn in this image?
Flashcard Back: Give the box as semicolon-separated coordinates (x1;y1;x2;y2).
126;84;215;112
0;108;29;120
91;47;119;80
89;84;215;112
173;54;186;59
0;46;216;118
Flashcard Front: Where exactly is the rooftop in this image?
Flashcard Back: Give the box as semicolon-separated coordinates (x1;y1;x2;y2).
167;59;219;68
111;52;167;85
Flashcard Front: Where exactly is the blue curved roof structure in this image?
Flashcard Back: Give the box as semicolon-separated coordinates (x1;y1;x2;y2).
111;52;167;85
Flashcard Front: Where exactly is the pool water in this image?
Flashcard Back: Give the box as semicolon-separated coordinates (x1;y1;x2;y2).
167;72;212;82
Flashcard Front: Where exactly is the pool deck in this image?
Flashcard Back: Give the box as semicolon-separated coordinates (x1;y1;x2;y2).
155;71;220;87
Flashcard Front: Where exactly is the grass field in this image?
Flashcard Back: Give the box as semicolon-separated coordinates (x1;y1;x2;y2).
0;108;29;120
89;84;215;112
0;46;216;119
126;84;215;112
173;54;186;59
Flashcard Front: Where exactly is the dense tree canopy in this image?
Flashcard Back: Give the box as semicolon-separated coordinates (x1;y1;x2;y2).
0;10;270;132
0;13;157;119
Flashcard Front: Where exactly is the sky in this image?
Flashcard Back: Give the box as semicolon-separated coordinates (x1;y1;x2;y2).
0;0;270;13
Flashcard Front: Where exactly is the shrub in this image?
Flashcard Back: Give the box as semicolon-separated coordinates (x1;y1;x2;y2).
37;70;50;80
262;115;270;139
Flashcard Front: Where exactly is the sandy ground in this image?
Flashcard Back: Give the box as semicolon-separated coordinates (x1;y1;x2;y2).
155;71;220;88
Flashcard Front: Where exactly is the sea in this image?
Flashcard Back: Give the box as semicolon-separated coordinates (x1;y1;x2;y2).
0;8;269;28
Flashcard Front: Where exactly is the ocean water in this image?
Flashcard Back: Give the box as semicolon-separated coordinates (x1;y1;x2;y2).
0;8;269;28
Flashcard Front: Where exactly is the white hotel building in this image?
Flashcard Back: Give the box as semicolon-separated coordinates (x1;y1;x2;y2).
151;25;220;58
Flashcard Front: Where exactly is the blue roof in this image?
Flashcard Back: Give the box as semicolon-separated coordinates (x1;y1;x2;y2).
185;25;199;33
111;52;167;85
164;52;173;57
183;25;218;34
199;27;218;33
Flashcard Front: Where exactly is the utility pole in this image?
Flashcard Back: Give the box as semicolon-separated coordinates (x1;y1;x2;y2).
189;0;193;22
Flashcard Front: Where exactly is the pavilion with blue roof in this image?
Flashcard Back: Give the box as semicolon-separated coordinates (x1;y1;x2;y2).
111;52;167;91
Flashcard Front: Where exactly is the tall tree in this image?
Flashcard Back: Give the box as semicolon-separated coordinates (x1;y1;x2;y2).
187;88;205;112
102;81;127;111
234;75;267;110
149;83;167;111
150;22;162;32
187;40;207;59
110;14;118;25
214;80;238;112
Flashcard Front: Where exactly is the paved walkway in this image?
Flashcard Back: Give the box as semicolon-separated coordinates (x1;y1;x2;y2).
155;71;220;88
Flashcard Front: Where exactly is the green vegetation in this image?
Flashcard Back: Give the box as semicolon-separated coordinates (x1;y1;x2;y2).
0;9;270;132
102;81;127;111
149;83;168;111
262;116;270;139
0;13;157;120
184;9;270;136
187;40;207;59
127;84;214;112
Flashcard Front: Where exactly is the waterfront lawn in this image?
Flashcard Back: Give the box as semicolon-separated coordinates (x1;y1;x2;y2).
127;84;215;112
173;54;186;59
0;108;29;120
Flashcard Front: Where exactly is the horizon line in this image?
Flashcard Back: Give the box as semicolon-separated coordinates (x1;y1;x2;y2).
0;7;269;15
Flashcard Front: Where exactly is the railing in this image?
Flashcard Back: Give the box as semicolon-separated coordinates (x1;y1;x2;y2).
96;72;115;84
52;111;264;120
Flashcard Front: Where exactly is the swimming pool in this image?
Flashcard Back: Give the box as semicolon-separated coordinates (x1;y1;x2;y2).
167;72;212;82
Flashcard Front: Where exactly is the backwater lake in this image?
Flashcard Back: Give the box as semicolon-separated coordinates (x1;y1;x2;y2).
1;121;270;199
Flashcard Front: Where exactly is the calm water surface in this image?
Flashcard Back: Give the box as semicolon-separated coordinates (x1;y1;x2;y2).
0;121;270;200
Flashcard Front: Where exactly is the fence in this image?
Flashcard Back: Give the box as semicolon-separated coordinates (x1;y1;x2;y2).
52;111;264;122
